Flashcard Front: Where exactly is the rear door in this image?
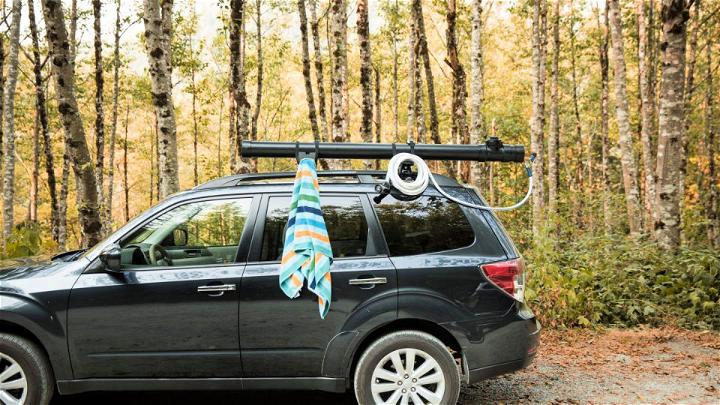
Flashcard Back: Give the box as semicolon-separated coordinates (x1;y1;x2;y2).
239;193;397;377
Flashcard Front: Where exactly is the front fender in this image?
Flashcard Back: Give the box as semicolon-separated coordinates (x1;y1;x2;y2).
0;293;73;379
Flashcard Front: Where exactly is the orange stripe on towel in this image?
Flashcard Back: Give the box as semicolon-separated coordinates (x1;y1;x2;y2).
294;230;330;243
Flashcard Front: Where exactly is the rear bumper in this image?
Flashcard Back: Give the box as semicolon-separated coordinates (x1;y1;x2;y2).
467;318;540;384
457;310;541;385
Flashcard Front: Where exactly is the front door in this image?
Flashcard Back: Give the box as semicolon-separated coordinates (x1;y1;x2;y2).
239;193;397;377
68;196;256;378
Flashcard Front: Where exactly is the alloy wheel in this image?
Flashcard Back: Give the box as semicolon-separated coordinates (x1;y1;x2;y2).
0;353;27;405
370;347;446;405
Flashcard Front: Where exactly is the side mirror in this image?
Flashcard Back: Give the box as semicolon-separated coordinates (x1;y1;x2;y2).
172;228;188;246
99;244;123;273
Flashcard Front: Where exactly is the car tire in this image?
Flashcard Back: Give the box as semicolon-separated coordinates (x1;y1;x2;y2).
0;333;54;405
354;330;460;405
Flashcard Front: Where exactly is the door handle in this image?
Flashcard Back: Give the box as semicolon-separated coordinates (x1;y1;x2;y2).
185;249;202;257
197;284;237;296
348;277;387;286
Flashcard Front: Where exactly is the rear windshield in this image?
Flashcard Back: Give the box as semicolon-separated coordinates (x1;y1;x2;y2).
374;195;475;256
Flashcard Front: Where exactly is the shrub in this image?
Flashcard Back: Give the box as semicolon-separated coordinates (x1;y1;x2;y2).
524;235;720;330
2;222;57;260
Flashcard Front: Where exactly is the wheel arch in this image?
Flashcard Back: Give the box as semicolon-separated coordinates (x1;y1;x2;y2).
345;318;464;384
0;319;56;377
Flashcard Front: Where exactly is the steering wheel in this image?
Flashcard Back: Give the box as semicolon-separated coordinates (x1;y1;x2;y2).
148;243;173;266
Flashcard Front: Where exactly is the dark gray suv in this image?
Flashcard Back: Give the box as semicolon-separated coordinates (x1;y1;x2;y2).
0;170;540;405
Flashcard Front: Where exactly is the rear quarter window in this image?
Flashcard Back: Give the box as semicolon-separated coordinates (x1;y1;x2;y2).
373;194;475;256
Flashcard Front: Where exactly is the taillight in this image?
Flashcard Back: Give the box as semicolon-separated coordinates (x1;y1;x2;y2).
481;258;525;302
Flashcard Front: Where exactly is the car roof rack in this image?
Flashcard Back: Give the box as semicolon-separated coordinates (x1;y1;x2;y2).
240;138;524;163
195;170;462;190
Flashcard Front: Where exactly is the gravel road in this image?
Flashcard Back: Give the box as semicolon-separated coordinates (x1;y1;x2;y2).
53;328;720;404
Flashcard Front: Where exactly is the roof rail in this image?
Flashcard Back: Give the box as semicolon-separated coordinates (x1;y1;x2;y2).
195;170;461;190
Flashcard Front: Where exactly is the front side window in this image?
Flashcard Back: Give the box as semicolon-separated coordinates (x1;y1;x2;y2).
120;198;252;268
260;195;369;261
374;195;475;256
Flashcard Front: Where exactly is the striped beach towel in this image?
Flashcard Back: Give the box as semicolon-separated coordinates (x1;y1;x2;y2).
279;158;334;318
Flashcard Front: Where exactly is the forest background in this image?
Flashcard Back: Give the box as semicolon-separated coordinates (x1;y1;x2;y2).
0;0;717;330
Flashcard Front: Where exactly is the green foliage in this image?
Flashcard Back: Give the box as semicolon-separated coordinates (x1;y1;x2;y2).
3;222;43;259
525;234;720;330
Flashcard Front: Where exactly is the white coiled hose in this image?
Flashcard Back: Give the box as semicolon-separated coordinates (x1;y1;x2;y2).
384;152;534;212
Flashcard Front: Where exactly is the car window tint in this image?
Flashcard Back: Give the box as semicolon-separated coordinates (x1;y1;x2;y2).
260;195;369;261
121;198;251;267
374;195;474;256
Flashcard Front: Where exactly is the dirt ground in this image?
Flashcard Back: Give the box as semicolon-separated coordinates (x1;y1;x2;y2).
54;327;720;404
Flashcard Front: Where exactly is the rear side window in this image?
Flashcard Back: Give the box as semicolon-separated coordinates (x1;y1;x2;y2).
260;195;369;261
374;195;475;256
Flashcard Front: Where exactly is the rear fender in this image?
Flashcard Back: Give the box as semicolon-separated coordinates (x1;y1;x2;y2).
324;292;477;380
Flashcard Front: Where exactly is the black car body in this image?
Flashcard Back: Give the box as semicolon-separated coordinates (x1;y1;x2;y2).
0;170;539;403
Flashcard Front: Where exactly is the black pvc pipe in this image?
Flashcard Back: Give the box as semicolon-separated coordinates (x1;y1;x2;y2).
241;140;525;163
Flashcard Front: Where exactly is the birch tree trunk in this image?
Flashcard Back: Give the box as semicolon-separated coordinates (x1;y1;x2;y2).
29;0;57;234
251;0;263;144
637;0;657;232
191;40;199;186
406;8;426;143
92;0;106;233
56;0;78;250
310;0;328;142
446;0;471;182
123;104;130;222
358;0;374;169
569;1;584;226
154;113;160;198
107;0;122;228
309;0;330;170
30;120;40;223
608;0;642;235
69;0;78;70
0;33;4;168
298;0;321;142
649;0;658;108
374;65;382;143
391;5;399;143
599;3;612;234
217;90;224;177
330;0;349;168
530;0;547;236
41;0;103;247
143;0;180;197
149;116;155;205
654;0;690;249
374;65;382;169
228;90;237;172
413;0;440;145
679;0;698;243
470;0;487;189
548;0;560;216
0;35;4;171
2;0;22;240
230;0;253;174
704;39;719;248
